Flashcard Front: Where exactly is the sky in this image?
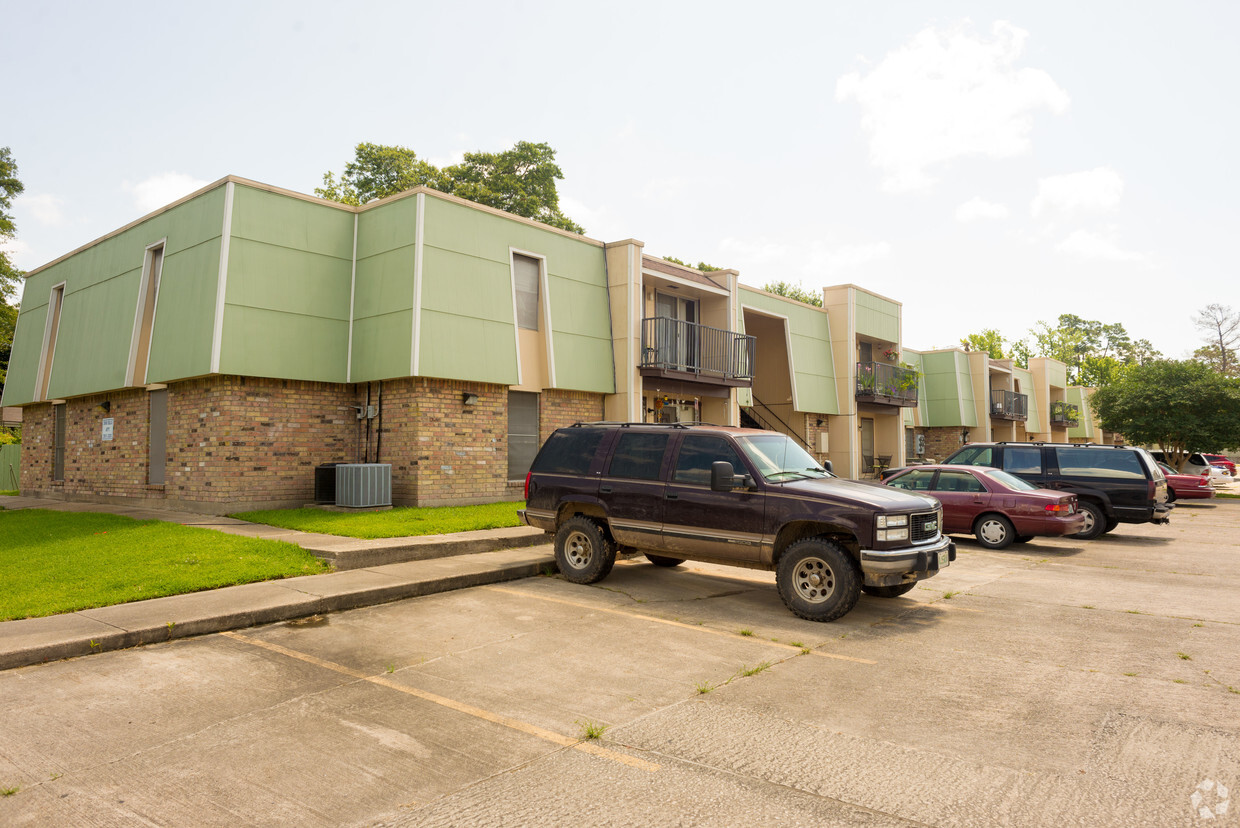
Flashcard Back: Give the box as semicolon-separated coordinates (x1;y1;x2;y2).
3;0;1237;359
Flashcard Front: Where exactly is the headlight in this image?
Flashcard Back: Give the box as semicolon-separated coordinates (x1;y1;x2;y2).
876;528;910;542
876;514;909;529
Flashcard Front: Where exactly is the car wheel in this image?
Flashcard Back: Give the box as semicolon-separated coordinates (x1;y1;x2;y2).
1013;535;1035;544
1071;502;1105;541
862;582;916;598
973;514;1015;549
553;516;617;584
645;554;685;568
776;538;861;622
1166;488;1177;503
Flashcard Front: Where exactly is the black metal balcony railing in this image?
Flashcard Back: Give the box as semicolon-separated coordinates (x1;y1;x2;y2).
855;362;918;407
1050;400;1080;427
990;389;1029;421
640;317;755;384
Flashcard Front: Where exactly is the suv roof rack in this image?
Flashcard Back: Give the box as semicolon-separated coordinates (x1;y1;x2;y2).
570;421;693;429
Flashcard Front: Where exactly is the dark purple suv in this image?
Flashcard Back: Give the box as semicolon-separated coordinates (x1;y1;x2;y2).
520;423;955;622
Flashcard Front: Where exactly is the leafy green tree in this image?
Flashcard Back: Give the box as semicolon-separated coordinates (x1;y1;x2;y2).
1193;303;1239;376
662;256;722;272
960;329;1006;359
762;281;822;307
316;141;583;233
1029;314;1159;386
1;146;24;305
1090;360;1240;470
314;143;445;206
1;147;25;388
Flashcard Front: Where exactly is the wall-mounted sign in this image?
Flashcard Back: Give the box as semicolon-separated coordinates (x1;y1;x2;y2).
102;418;114;441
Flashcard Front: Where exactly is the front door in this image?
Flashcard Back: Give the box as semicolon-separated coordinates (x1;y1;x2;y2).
655;292;698;371
661;434;765;562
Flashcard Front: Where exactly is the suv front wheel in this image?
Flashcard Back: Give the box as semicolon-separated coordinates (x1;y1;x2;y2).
554;516;617;584
776;538;861;622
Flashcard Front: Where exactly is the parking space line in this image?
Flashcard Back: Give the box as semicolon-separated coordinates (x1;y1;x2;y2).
220;631;659;772
483;585;878;665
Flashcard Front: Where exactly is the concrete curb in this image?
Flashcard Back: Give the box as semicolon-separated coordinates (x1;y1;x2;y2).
1;546;554;672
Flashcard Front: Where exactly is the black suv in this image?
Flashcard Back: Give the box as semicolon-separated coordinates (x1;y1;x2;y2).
940;442;1171;540
520;423;955;622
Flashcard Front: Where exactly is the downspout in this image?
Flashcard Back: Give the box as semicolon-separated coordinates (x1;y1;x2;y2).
375;380;383;463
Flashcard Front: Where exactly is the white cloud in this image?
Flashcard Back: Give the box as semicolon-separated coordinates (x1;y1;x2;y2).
1055;228;1148;263
836;20;1069;192
955;197;1009;222
16;193;65;225
1031;167;1124;218
125;173;211;214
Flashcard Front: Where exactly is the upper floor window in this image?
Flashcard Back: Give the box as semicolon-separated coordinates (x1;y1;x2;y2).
128;242;164;385
36;283;65;401
513;253;541;331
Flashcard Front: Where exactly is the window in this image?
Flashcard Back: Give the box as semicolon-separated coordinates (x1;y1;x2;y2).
949;445;994;467
889;469;935;491
129;243;164;385
513;253;541;331
673;435;745;485
52;403;66;482
507;391;539;481
1055;447;1143;480
607;432;668;480
149;389;168;485
935;471;985;493
531;428;607;475
37;284;65;401
1003;447;1043;474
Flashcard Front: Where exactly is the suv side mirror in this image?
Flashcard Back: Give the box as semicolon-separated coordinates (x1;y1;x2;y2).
711;461;753;491
823;460;833;474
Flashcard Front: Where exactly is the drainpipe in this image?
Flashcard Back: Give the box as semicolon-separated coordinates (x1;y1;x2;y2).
375;381;383;462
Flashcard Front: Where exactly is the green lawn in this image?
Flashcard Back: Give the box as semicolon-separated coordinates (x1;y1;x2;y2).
0;510;329;621
230;501;526;539
0;490;17;497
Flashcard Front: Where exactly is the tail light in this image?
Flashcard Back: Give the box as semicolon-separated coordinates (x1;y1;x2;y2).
524;472;532;501
1045;502;1073;513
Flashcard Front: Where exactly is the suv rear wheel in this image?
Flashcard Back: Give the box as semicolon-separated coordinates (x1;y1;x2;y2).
776;538;861;622
554;516;617;584
1072;502;1105;541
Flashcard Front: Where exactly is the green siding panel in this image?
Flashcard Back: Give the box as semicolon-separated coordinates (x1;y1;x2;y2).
219;305;348;382
230;186;355;259
4;185;227;404
550;334;614;393
146;239;222;382
420;246;515;324
854;292;900;342
351;311;414;382
225;238;352;320
419;310;518;384
353;246;416;320
356;196;419;260
740;288;838;415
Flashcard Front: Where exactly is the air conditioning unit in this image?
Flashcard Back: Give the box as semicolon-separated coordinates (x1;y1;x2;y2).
335;463;392;508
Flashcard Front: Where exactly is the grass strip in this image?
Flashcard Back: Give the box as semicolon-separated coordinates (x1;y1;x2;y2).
0;510;328;621
229;501;525;539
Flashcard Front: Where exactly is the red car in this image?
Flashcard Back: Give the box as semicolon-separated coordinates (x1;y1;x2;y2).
1157;462;1216;502
1201;454;1236;477
883;464;1085;549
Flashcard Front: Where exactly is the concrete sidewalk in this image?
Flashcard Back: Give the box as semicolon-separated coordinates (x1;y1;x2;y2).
0;496;555;671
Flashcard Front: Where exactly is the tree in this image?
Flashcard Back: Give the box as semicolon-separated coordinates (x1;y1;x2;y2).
662;256;722;272
1;146;24;305
316;141;583;233
960;329;1006;359
1193;303;1239;376
762;281;822;307
1090;359;1240;471
1;147;25;388
1029;314;1160;386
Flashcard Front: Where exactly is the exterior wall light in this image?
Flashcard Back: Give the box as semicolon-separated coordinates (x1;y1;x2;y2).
98;400;111;413
462;393;479;406
961;429;970;444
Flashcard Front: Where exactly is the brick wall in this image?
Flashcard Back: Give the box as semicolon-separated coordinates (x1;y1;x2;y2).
923;426;969;462
16;376;606;512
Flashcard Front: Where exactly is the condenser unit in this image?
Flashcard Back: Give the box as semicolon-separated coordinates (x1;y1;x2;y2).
335;463;392;508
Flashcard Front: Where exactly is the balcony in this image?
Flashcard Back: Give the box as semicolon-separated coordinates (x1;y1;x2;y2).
640;317;755;387
1050;400;1080;427
990;389;1029;421
855;362;919;407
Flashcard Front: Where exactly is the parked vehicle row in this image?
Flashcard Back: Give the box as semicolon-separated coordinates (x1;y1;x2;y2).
1156;462;1216;502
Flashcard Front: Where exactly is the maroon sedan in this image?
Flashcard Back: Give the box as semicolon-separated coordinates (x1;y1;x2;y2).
1157;462;1216;502
883;465;1085;549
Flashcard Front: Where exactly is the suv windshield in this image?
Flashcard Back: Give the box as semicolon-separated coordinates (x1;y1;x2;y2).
736;434;831;481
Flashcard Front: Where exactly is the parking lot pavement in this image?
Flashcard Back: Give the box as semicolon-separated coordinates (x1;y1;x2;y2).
2;501;1238;827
